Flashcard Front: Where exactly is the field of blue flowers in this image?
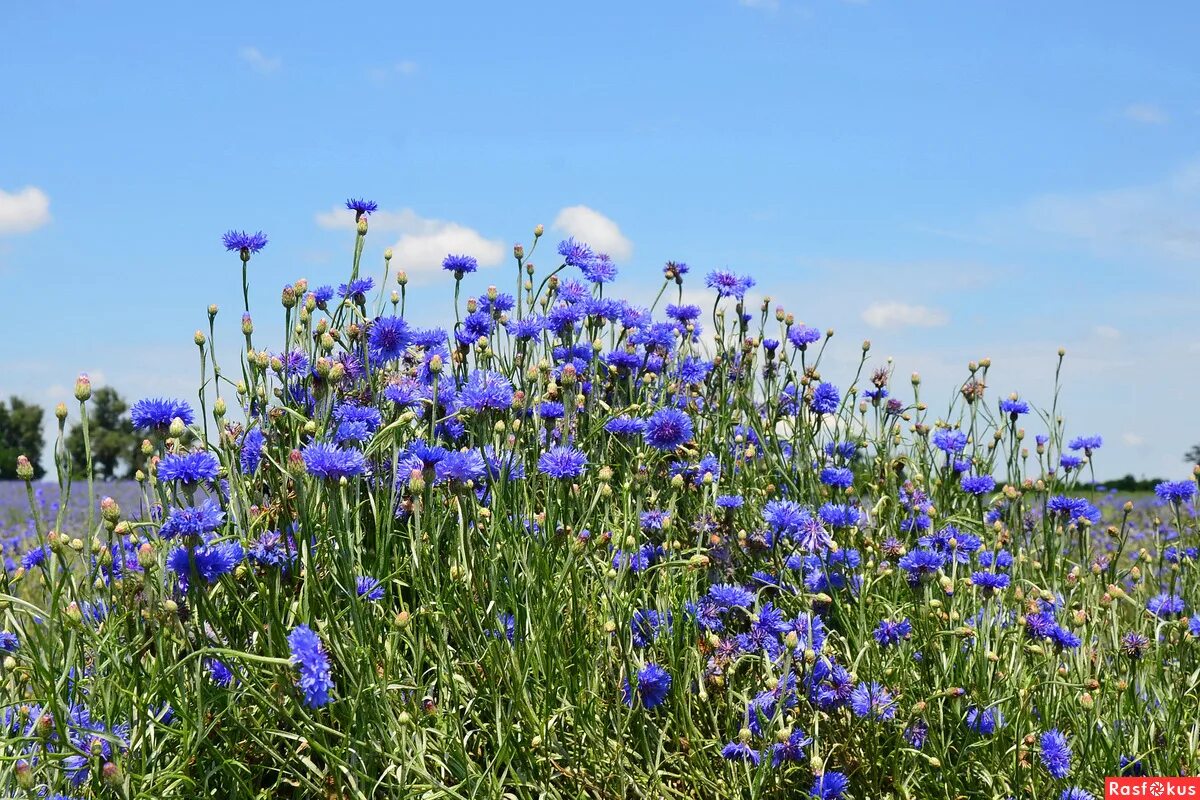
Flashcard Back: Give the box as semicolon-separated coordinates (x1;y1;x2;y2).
2;199;1198;799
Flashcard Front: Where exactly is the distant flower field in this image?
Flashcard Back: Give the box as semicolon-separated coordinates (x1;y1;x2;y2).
1;201;1198;799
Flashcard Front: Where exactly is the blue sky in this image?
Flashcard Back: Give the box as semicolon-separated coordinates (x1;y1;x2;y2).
1;1;1198;479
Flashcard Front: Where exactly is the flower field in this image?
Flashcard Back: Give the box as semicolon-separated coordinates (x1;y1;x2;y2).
2;201;1199;799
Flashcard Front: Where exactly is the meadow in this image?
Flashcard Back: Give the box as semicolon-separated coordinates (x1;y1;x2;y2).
1;199;1198;799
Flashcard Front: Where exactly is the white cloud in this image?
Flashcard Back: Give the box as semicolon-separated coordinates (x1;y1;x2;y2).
861;301;948;329
552;205;633;261
315;205;506;283
239;46;281;74
1017;160;1200;262
368;60;418;81
1124;103;1168;125
0;186;51;234
1122;432;1146;447
1093;325;1121;340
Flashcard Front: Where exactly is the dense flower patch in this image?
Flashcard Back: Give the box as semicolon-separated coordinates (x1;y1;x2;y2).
1;200;1198;798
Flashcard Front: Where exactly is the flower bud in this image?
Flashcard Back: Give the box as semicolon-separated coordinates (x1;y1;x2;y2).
74;374;92;402
533;224;544;238
15;455;34;481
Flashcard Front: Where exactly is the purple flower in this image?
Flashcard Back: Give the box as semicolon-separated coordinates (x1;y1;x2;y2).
643;408;694;451
537;446;587;479
443;253;478;276
222;230;268;254
288;624;335;708
622;663;671;709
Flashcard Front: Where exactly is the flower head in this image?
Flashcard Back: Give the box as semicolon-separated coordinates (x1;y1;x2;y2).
288;624;335;708
443;253;478;276
158;451;221;485
222;230;268;254
622;663;671;709
302;442;367;480
131;398;194;431
369;316;411;362
345;198;378;219
537;446;587;479
643;408;694;451
1039;729;1072;779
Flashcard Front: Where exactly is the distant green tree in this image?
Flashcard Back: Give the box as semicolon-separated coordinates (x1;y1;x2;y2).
1187;444;1200;466
0;397;46;479
67;387;143;479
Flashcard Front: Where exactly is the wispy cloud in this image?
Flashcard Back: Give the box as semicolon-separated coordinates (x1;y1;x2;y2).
552;205;634;261
861;301;948;330
239;46;281;74
1123;102;1169;125
1013;159;1200;263
0;186;51;235
738;0;780;10
1093;325;1121;341
315;205;505;283
368;60;419;81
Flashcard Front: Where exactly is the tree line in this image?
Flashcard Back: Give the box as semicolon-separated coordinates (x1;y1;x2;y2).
0;387;150;480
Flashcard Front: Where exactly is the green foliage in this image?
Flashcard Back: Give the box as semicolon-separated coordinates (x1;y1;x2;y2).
0;396;45;479
1094;474;1166;492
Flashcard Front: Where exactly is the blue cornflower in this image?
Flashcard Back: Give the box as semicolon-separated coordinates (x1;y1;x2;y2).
818;503;861;528
443;253;478;276
1147;593;1186;618
581;253;618;284
716;494;744;510
160;499;225;539
932;428;968;454
486;612;517;643
459;370;514;412
898;548;946;584
705;269;755;299
21;546;47;570
1046;495;1102;524
435;449;487;485
222;230;268;254
966;706;1004;735
1040;729;1072;779
131;398;194;431
345;197;378;218
970;571;1010;595
763;500;811;533
338;277;374;303
1068;435;1102;452
771;728;812;766
904;719;929;749
369;316;411;361
960;474;995;495
720;740;760;764
1061;789;1095;800
166;540;244;591
508;315;545;340
557;238;595;269
623;663;671;709
819;467;854;489
302;442;367;480
849;682;896;720
810;382;839;415
788;325;822;349
1060;454;1083;471
708;584;754;610
537;446;587;479
158;451;221;485
240;427;265;475
1156;480;1197;504
1120;631;1151;659
631;609;670;648
872;618;912;647
999;397;1030;417
809;771;850;799
355;576;384;602
312;285;335;307
0;631;17;652
288;624;335;708
207;659;235;687
1189;615;1200;637
643;408;694;451
332;404;383;445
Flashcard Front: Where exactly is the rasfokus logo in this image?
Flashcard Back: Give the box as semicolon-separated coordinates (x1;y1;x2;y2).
1106;778;1200;798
